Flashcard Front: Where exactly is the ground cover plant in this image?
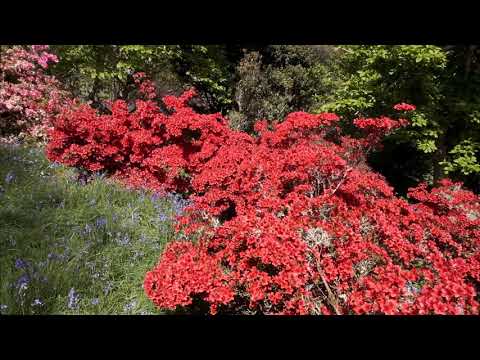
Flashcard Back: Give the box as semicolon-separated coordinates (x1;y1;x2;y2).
0;142;187;315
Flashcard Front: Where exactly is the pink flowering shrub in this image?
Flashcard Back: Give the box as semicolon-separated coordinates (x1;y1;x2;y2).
0;45;69;141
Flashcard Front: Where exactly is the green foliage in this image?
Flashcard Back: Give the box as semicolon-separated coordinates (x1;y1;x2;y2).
417;139;438;154
171;45;237;113
441;140;480;175
229;45;338;132
0;144;178;314
318;45;447;117
50;45;181;101
50;45;238;113
317;45;480;188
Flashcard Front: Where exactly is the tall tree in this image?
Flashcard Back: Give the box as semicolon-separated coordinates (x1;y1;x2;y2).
228;45;338;132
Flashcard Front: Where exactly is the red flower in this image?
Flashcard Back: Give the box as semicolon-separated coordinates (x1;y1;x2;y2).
393;103;416;111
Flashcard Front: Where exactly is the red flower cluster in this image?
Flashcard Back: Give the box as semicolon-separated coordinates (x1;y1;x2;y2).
133;72;157;100
393;103;416;111
47;83;480;315
353;116;409;151
46;87;232;194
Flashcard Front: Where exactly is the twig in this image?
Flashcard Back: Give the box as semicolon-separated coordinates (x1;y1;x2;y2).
328;166;352;197
316;263;342;315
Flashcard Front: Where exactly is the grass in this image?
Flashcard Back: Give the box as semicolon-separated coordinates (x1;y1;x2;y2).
0;143;182;315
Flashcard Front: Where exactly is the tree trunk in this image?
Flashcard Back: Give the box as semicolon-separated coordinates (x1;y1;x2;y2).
464;45;477;80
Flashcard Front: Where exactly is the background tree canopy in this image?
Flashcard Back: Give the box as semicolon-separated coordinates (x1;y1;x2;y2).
314;45;480;193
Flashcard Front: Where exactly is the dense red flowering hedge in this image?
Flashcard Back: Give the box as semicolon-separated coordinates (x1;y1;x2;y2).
47;85;480;315
47;87;232;193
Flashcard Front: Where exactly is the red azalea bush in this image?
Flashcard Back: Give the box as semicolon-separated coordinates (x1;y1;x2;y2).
47;87;233;193
0;45;69;141
46;85;480;315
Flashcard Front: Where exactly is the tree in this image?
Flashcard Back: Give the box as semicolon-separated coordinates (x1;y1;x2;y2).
50;45;241;115
439;45;480;192
228;45;338;132
49;45;182;105
317;45;480;192
170;45;238;114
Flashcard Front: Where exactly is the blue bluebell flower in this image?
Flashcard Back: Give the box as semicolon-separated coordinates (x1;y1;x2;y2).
133;250;145;260
49;162;62;169
123;300;137;313
5;171;16;184
78;176;87;185
117;234;131;246
103;282;113;296
158;213;169;222
16;274;29;289
67;288;80;310
168;192;190;216
95;217;107;228
15;258;28;270
32;299;43;306
91;298;100;306
94;171;106;179
83;223;93;235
